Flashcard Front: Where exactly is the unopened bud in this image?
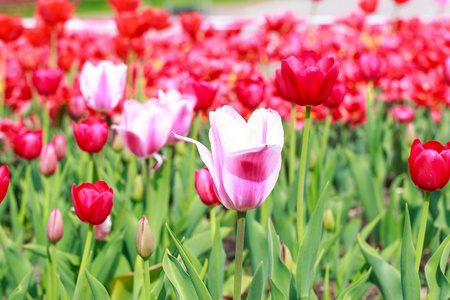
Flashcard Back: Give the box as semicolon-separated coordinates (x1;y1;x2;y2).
136;216;154;260
95;215;111;241
324;209;335;232
280;241;294;272
405;123;416;148
51;134;66;161
309;150;317;170
195;168;220;207
111;135;124;153
132;175;144;201
175;141;187;156
47;209;64;243
39;144;58;177
123;148;132;163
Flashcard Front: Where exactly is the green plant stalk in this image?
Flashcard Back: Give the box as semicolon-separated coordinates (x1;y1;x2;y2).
297;106;311;244
415;191;430;271
19;162;32;223
98;149;104;180
114;152;121;185
366;81;374;151
88;154;94;183
47;244;58;300
210;206;216;242
289;103;297;184
75;224;94;290
145;157;152;221
233;211;247;300
143;259;151;300
43;176;52;223
188;114;200;203
43;97;50;144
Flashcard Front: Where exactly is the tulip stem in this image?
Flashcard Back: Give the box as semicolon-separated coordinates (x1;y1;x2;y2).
145;157;152;220
43;176;51;223
188;114;200;203
43;97;50;144
19;162;32;224
47;244;58;300
233;211;246;300
0;44;6;117
143;259;151;300
88;154;94;183
297;106;311;245
314;112;332;204
289;103;297;184
210;206;216;242
75;224;94;292
415;191;430;272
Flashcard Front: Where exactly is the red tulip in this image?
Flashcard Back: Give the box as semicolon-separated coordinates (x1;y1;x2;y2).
0;165;10;205
409;139;450;192
32;69;63;96
37;0;77;25
51;134;66;160
39;143;58;176
236;76;265;110
179;11;203;40
108;0;140;12
393;0;410;3
279;51;340;107
191;80;219;112
443;57;450;87
71;181;113;225
150;8;172;31
358;53;383;81
72;118;109;154
324;82;346;108
195;168;221;207
359;0;378;13
275;68;290;100
0;13;23;42
388;105;416;123
14;129;43;160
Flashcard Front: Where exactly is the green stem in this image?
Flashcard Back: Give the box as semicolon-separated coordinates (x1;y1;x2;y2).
43;97;50;144
233;211;247;300
188;114;200;203
88;154;94;183
145;158;152;221
43;177;51;223
19;162;32;223
98;149;104;180
210;206;216;242
415;191;430;272
289;103;297;184
75;225;94;290
297;106;311;244
48;244;58;300
143;259;151;300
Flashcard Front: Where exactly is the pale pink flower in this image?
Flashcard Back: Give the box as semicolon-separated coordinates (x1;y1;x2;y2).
95;215;112;241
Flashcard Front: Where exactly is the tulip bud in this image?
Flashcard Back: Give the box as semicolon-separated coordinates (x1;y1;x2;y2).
280;241;293;272
95;215;111;241
122;148;132;163
195;168;221;207
323;209;335;232
51;134;66;160
405;123;416;147
39;144;58;176
32;69;63;96
136;216;155;260
132;175;144;201
47;209;64;243
175;141;187;156
68;96;87;119
309;150;317;170
111;134;124;152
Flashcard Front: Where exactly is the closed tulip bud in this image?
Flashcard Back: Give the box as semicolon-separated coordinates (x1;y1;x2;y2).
309;150;317;170
405;123;416;147
73;118;109;154
236;76;265;110
136;216;154;260
323;209;335;232
280;241;293;272
94;215;111;241
359;53;382;81
191;80;219;112
175;141;187;156
32;69;63;96
14;129;43;160
122;148;132;163
111;134;124;152
39;144;58;176
0;165;10;205
68;96;87;119
47;209;64;243
132;175;144;201
51;134;66;160
195;168;221;207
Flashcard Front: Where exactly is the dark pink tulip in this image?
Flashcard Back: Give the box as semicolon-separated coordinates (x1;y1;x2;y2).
32;69;63;96
195;168;221;207
0;165;9;205
359;53;382;81
14;129;42;160
236;76;265;110
39;143;58;176
71;181;113;225
51;134;66;160
191;80;219;112
324;82;346;108
73;118;109;154
68;96;87;119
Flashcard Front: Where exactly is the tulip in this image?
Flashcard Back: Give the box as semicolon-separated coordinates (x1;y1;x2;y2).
112;99;173;158
136;216;155;260
0;165;10;205
37;0;77;25
80;61;127;112
0;13;23;42
393;0;410;3
359;53;383;81
71;181;114;225
323;209;335;232
73;118;109;154
150;8;172;31
111;134;124;152
174;105;284;211
236;76;265;110
324;82;346;108
359;0;378;13
191;80;219;112
274;68;290;100
280;51;340;107
94;215;111;241
108;0;140;12
68;96;87;119
195;168;221;207
51;134;66;160
32;69;63;96
132;175;144;201
39;144;58;176
443;57;450;87
388;105;416;123
47;209;64;243
14;129;43;160
408;139;450;192
179;11;203;40
157;89;195;146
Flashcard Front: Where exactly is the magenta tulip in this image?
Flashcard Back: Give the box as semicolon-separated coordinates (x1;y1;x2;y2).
0;165;9;205
73;118;109;154
191;80;219;112
71;181;113;225
51;134;66;160
175;106;284;211
195;168;221;207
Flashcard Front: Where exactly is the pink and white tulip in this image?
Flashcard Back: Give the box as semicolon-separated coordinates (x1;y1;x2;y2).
175;106;284;211
80;61;127;112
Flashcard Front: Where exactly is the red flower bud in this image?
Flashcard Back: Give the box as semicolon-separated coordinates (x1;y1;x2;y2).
14;129;43;160
191;80;219;112
73;118;109;154
0;165;10;205
47;209;64;243
51;134;66;160
71;181;114;225
195;168;221;207
32;69;63;96
408;139;450;192
108;0;140;12
68;96;87;119
37;0;77;25
0;13;23;42
39;143;58;176
236;76;265;110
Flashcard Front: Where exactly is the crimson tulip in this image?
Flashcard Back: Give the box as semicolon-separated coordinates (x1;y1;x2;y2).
71;181;113;225
279;51;340;107
14;129;42;160
37;0;77;25
195;168;221;207
236;76;265;110
324;82;346;108
191;80;219;112
32;69;63;96
179;11;203;40
0;165;9;205
408;139;450;192
73;118;109;154
359;0;378;13
359;53;383;81
108;0;140;12
0;13;23;42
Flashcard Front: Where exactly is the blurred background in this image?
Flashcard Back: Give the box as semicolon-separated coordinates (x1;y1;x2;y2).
0;0;446;18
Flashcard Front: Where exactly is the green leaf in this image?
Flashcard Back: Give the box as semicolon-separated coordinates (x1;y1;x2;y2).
357;235;402;300
133;256;144;300
208;218;225;300
247;262;264;300
85;268;111;300
8;268;34;300
296;182;329;299
166;224;212;300
163;250;198;300
184;227;232;257
267;220;291;299
425;235;450;300
337;268;372;300
56;273;71;300
246;210;269;280
400;205;420;300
